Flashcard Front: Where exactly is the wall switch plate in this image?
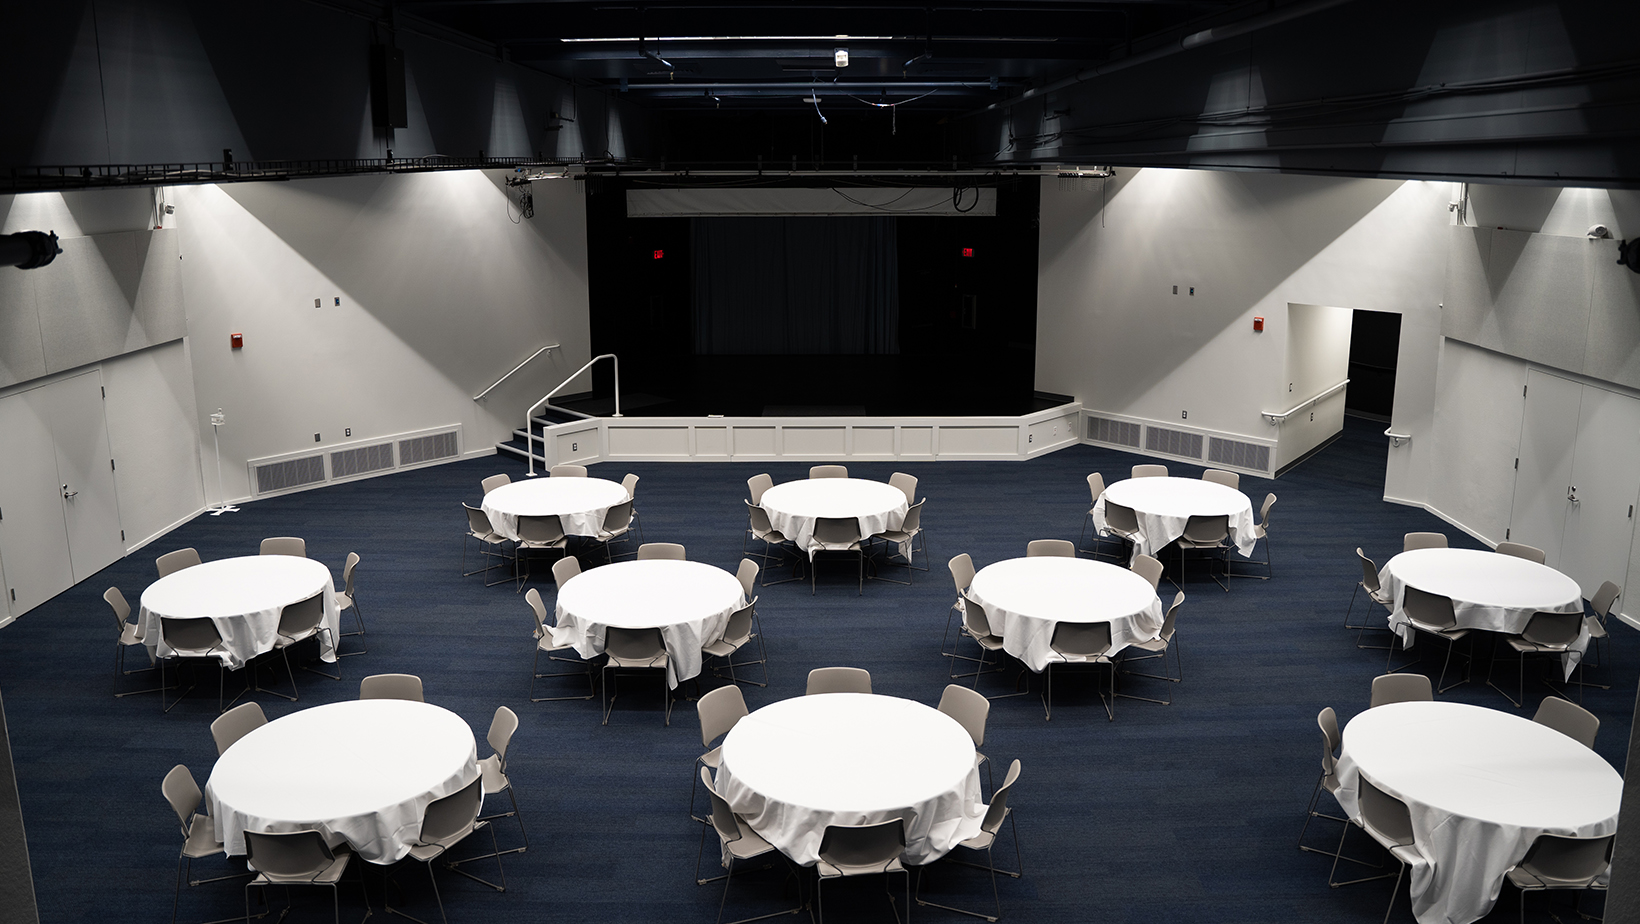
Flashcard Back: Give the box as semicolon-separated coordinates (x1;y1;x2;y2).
314;298;321;308
1189;286;1195;296
334;297;341;306
1172;285;1178;294
314;433;320;442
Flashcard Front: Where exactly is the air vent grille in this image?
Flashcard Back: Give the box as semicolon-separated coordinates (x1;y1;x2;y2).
1145;426;1204;460
254;456;326;494
1208;437;1272;473
1086;415;1141;448
399;431;459;466
330;443;395;478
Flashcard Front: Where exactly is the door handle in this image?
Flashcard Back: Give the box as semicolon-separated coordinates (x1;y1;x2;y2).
61;484;78;499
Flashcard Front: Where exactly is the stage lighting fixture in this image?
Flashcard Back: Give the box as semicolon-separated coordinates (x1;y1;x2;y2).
835;48;849;67
0;231;61;270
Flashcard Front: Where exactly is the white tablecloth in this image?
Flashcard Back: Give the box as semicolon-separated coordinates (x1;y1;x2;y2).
482;477;630;541
717;693;984;867
206;700;479;864
1334;701;1620;924
555;559;744;688
1092;476;1257;563
758;478;908;560
139;556;341;670
967;557;1164;671
1378;548;1588;679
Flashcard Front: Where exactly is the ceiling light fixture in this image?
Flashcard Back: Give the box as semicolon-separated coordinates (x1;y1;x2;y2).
835;48;849;67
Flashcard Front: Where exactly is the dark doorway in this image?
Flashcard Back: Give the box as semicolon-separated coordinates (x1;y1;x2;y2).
1344;309;1401;421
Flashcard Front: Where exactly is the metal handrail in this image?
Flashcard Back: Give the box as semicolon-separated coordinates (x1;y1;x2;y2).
1385;428;1412;447
1262;379;1349;425
525;354;620;476
473;343;560;400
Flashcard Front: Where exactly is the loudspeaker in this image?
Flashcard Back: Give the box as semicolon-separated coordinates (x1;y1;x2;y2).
370;45;408;129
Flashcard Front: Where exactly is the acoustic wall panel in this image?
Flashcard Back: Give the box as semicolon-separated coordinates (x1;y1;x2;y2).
1583;259;1640;391
0;270;46;388
20;230;184;381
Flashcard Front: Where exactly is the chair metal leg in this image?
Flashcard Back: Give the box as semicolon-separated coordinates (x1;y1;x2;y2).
1328;822;1398;888
441;821;508;892
530;647;596;701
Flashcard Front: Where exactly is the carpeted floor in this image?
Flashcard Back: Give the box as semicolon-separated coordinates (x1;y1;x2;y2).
0;415;1629;923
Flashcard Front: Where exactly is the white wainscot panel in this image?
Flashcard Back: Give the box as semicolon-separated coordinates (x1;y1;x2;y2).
1028;413;1079;452
900;427;935;457
695;427;729;457
853;427;895;456
938;426;1017;456
732;427;777;456
783;426;848;456
607;426;691;457
554;425;603;463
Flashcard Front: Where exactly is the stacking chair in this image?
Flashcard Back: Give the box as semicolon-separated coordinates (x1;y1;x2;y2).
1077;472;1120;560
107;587;164;697
889;471;918;505
1347;548;1395;648
1328;777;1424;921
695;768;805;924
815;817;913;924
480;473;511;494
359;672;424;702
915;760;1023;923
951;594;1027;700
156;547;202;578
1506;833;1614;923
243;830;365;924
734;559;772;650
553;555;582;588
1175;514;1230;591
163;764;249;924
743;501;800;585
1102;501;1143;558
691;685;749;824
258;592;340;702
1369;672;1432;708
1229;493;1276;579
943;554;977;658
1118;591;1185;704
871;500;927;583
704;602;768;688
210;702;267;755
1042;620;1114;721
336;553;366;656
1582;581;1621;677
622;473;645;543
1025;539;1075;558
1297;707;1357;862
809;464;848;479
809;517;865;595
1201;468;1240;489
637;542;686;561
385;778;506;920
1403;532;1447;551
447;705;531;871
1488;610;1586;707
550;463;588;477
1533;696;1599;748
515;515;568;592
594;499;638;562
259;536;306;557
1132;464;1168;478
1496;541;1547;564
937;684;995;794
1130;553;1164;591
746;473;774;505
602;627;672;725
158;617;241;715
806;666;872;695
462;504;514;586
526;588;594;702
1387;586;1470;693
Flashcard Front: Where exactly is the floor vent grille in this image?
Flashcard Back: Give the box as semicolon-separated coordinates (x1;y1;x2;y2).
1208;437;1272;473
1145;426;1204;460
399;431;459;467
254;456;326;494
330;443;395;478
1086;415;1142;448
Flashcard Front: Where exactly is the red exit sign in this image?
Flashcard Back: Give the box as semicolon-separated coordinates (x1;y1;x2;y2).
653;249;664;260
961;247;974;258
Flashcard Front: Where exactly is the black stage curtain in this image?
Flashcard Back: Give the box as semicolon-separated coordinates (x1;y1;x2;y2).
692;216;899;355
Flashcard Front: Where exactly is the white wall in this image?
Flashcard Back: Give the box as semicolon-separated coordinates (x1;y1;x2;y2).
1278;302;1352;470
174;170;592;502
1035;169;1451;492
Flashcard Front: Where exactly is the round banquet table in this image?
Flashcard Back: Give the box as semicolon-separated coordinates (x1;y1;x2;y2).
1377;548;1587;679
139;555;340;670
1334;701;1621;924
206;699;479;864
1092;476;1257;563
481;476;630;541
758;478;908;559
715;693;984;867
967;556;1164;671
555;559;745;688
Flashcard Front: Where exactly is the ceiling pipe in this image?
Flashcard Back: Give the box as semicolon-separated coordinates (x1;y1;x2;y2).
963;0;1359;118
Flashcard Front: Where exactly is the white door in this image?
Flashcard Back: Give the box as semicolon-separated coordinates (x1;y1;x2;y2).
36;370;125;582
1559;385;1640;599
1508;369;1581;567
0;386;77;616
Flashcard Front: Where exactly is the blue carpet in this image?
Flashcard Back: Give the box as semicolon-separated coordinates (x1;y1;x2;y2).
0;415;1630;923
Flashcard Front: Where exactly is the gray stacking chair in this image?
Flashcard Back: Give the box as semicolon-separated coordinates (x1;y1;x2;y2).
1506;834;1615;923
359;672;423;702
1176;514;1231;592
1230;493;1276;579
1102;501;1142;555
622;473;645;543
1025;539;1075;558
1297;707;1363;865
447;705;531;871
943;554;977;658
815;817;913;924
602;627;672;725
335;553;366;655
156;547;202;578
872;500;927;583
1118;591;1185;704
526;587;595;702
107;586;164;697
1078;472;1119;559
158;617;240;715
515;515;568;592
937;684;995;794
1042;620;1114;721
210;702;267;756
462;504;514;585
259;592;340;702
1387;586;1470;693
637;542;687;561
889;471;918;505
809;464;848;479
481;473;511;494
704;601;767;688
1533;696;1598;749
552;555;582;588
1369;672;1432;708
1403;531;1447;551
595;499;637;562
243;830;364;924
1132;463;1168;478
914;759;1023;922
746;473;774;505
162;764;247;924
744;501;801;585
1329;777;1423;920
810;517;864;595
695;767;805;924
1496;541;1546;563
1130;553;1164;591
690;685;749;825
1582;581;1621;677
1488;610;1586;707
1201;468;1240;489
385;778;505;920
549;463;587;477
1347;548;1395;648
806;666;872;695
259;536;306;557
951;593;1025;699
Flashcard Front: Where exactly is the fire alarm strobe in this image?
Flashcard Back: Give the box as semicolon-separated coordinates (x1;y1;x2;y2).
230;333;243;348
1252;317;1264;332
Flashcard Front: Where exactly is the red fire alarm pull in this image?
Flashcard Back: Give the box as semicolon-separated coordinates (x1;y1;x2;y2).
230;333;244;348
1252;317;1264;332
